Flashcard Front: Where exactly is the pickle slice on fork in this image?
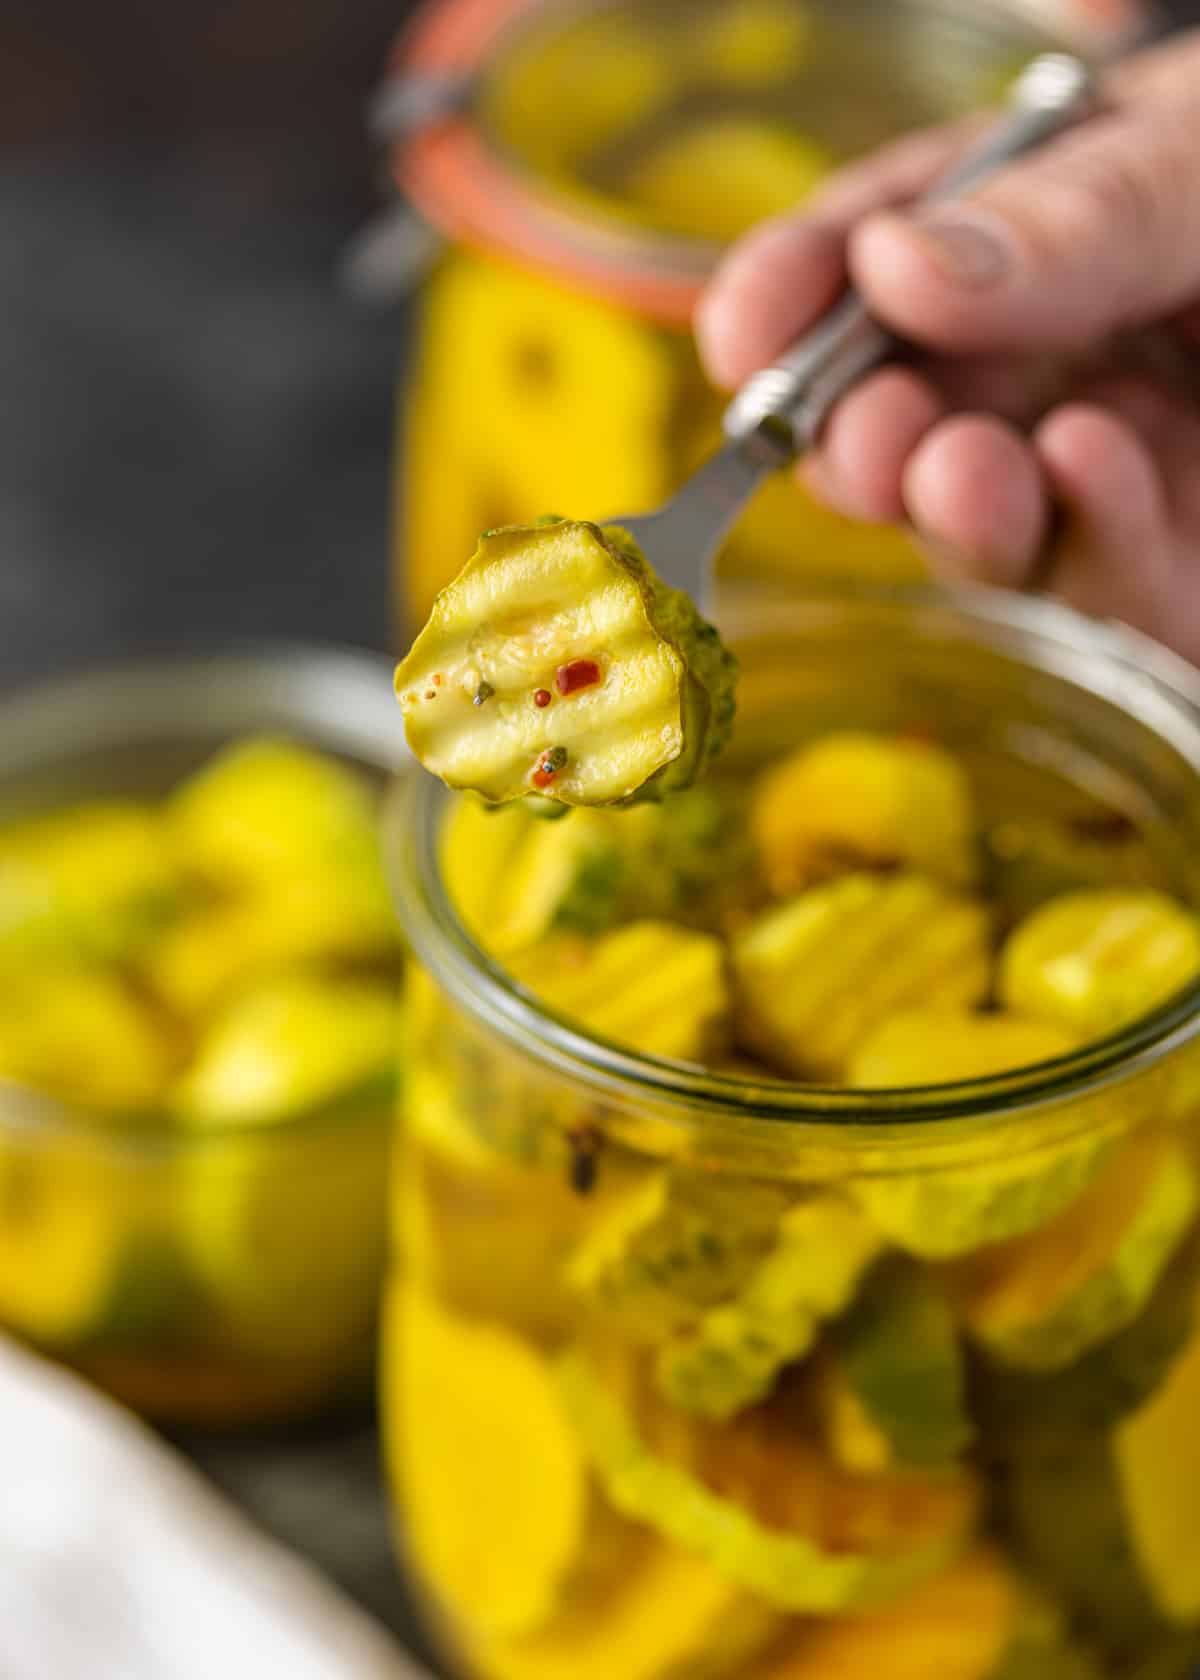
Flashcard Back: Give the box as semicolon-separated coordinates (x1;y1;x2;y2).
395;519;736;807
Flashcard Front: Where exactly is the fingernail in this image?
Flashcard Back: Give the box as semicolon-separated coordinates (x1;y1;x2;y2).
908;212;1012;289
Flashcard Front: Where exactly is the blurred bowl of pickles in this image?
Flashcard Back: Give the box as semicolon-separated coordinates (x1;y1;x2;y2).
0;646;408;1428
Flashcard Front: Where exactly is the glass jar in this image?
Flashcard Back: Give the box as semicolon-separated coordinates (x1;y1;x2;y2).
384;586;1200;1680
381;0;1142;626
0;647;408;1429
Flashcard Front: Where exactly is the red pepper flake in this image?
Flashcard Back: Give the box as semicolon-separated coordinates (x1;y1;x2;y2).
533;688;552;708
432;672;443;686
531;767;556;789
556;658;601;696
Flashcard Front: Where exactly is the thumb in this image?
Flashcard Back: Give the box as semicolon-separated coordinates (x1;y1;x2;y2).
848;99;1200;353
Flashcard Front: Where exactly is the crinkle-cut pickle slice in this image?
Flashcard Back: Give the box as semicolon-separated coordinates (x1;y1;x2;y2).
562;1339;980;1613
1000;888;1200;1040
472;1528;784;1680
847;1011;1116;1260
751;731;978;897
568;1169;793;1341
507;920;730;1064
165;736;387;894
951;1133;1198;1372
0;799;178;964
387;1285;593;1642
395;519;736;807
656;1195;884;1420
732;872;992;1082
824;1260;972;1470
749;1547;1101;1680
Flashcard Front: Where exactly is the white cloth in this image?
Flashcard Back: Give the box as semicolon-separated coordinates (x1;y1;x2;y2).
0;1338;428;1680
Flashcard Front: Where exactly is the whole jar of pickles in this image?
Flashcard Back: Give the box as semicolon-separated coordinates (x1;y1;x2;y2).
385;586;1200;1680
0;649;407;1429
380;0;1138;626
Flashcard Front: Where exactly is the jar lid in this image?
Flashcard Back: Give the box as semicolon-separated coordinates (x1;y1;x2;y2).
385;0;1148;326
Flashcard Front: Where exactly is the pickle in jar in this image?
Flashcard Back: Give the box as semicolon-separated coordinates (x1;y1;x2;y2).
751;732;978;897
732;873;992;1082
846;1011;1119;1259
441;784;751;957
473;1528;785;1680
622;118;830;245
970;1228;1200;1451
387;1284;596;1642
165;735;392;902
0;965;179;1114
748;1546;1101;1680
562;1337;980;1613
655;1193;884;1420
1000;888;1200;1040
568;1169;793;1341
174;973;396;1358
507;920;731;1064
950;1132;1198;1372
0;800;178;965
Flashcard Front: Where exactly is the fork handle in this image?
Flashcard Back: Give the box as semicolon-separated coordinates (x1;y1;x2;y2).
721;53;1100;453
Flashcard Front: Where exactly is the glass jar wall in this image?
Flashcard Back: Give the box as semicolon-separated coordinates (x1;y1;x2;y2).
386;0;1132;625
385;588;1200;1680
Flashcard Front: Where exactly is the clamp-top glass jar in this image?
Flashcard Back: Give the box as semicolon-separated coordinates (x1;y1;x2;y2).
384;584;1200;1680
380;0;1143;627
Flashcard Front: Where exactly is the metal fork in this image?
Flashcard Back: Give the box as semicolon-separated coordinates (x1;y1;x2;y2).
608;52;1100;616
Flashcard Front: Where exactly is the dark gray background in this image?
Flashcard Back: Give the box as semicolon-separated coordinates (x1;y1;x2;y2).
0;0;407;690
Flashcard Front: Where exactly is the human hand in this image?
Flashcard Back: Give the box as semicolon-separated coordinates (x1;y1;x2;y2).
696;32;1200;662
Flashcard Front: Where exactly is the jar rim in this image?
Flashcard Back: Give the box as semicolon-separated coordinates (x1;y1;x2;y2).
387;581;1200;1153
386;0;1130;326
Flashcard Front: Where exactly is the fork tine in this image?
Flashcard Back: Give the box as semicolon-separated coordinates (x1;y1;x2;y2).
607;433;784;615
